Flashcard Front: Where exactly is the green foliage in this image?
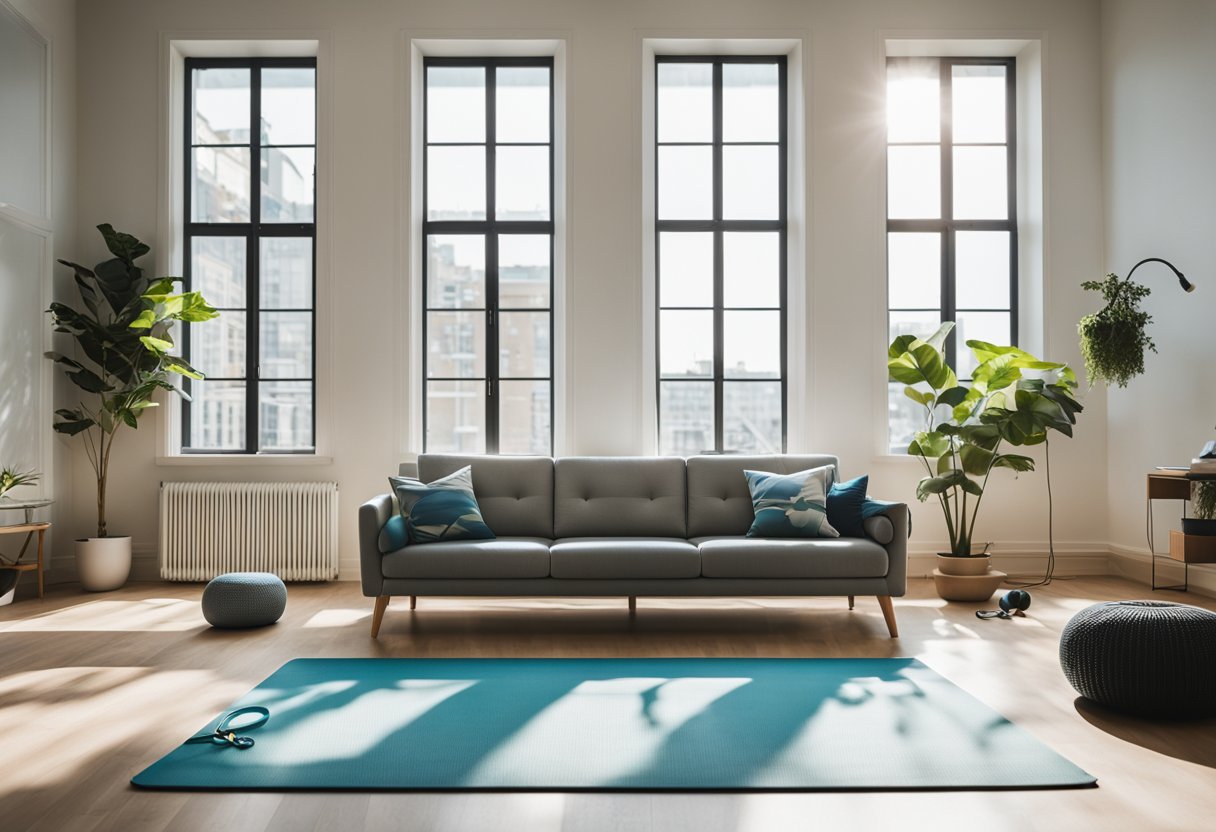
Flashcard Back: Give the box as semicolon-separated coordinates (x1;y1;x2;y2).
0;467;40;499
1078;273;1156;388
45;224;218;536
888;323;1083;556
1193;481;1216;521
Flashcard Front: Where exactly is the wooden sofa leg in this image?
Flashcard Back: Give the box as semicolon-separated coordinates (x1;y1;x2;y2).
848;595;855;610
410;595;417;611
628;596;637;615
370;595;390;638
877;595;899;638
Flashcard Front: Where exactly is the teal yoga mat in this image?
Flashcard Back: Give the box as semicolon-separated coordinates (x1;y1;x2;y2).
132;658;1095;791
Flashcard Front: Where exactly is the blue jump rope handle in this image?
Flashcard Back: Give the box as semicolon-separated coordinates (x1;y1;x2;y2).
185;706;269;749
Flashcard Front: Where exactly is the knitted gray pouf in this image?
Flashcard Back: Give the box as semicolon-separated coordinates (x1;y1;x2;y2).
1059;600;1216;718
201;572;287;629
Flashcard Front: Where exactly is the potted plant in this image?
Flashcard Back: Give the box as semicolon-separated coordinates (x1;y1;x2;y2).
1184;481;1216;536
888;323;1083;601
1078;273;1156;388
0;467;40;501
0;467;41;606
46;224;217;591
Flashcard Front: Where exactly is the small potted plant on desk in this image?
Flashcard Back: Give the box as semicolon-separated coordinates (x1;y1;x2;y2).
888;323;1083;601
46;225;217;592
0;467;42;605
1183;481;1216;536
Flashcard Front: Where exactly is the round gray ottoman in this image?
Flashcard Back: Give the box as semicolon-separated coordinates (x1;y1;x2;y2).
202;572;287;629
1059;600;1216;718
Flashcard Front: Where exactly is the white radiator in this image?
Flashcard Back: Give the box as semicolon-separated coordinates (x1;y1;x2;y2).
159;482;339;581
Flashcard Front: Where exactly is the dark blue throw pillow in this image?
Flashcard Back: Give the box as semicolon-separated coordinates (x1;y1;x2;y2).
828;474;898;538
827;474;869;537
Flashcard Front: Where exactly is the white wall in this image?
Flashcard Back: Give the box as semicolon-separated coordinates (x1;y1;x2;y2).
0;0;75;580
64;0;1109;581
1102;0;1216;589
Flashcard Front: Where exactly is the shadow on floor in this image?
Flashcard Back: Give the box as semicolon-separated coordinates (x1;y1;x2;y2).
1074;696;1216;768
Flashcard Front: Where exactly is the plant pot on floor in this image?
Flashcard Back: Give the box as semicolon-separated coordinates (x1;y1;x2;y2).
76;536;131;591
0;570;16;606
932;554;1006;602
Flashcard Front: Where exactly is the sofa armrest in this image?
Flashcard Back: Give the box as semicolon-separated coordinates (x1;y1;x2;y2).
358;493;394;597
869;502;909;596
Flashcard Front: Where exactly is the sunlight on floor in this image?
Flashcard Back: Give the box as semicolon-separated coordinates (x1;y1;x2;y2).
0;598;204;632
302;608;370;628
932;617;982;638
0;667;239;793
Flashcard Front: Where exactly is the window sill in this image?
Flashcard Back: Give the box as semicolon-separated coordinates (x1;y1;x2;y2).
871;453;921;465
155;454;334;467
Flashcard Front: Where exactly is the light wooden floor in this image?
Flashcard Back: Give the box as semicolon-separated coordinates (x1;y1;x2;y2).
1;577;1214;832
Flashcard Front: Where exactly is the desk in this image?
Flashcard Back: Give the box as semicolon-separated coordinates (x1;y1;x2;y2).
1146;470;1216;591
0;522;48;599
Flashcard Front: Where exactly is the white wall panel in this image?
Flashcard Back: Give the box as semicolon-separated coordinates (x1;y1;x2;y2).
68;0;1110;578
0;2;47;218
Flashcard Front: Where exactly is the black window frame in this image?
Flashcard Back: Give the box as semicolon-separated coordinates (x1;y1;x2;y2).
182;56;318;454
886;56;1018;374
421;56;555;455
654;55;789;455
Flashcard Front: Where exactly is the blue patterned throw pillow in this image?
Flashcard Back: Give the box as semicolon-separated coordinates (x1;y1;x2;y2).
389;466;495;544
744;466;840;539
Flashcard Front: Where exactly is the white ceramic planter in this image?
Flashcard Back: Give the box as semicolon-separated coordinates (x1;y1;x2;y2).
933;554;1004;602
0;587;14;606
76;536;131;591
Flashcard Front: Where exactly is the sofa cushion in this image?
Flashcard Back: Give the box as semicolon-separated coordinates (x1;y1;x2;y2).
695;536;888;579
381;537;551;579
686;454;839;538
554;457;687;538
550;538;700;579
418;454;554;539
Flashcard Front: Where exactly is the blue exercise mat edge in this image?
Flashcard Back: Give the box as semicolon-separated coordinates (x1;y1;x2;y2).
132;657;1097;792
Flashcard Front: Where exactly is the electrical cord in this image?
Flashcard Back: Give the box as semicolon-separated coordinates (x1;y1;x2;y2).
1006;435;1069;588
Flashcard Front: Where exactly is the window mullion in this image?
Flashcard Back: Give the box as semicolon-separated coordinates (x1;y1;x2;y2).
712;60;724;452
183;60;195;451
939;58;956;369
246;61;263;455
485;60;499;453
778;54;788;453
1005;59;1019;348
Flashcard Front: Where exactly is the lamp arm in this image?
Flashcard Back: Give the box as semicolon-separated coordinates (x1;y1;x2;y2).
1125;257;1195;292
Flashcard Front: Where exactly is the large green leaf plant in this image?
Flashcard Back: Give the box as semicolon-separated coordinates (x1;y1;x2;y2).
888;323;1083;556
46;224;218;537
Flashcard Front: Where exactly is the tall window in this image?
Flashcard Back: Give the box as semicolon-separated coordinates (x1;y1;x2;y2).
184;58;317;453
886;57;1017;451
655;57;787;456
423;58;554;455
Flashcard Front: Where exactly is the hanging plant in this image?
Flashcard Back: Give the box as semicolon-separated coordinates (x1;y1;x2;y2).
1078;273;1156;388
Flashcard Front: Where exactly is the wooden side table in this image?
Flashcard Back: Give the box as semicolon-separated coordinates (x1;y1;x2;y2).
1146;470;1216;591
0;522;49;599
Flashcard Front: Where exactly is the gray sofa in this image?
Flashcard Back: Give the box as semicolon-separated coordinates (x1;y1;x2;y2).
358;454;909;638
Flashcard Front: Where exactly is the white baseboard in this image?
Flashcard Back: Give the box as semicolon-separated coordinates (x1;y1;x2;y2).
338;556;361;581
1108;544;1216;599
907;540;1112;580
